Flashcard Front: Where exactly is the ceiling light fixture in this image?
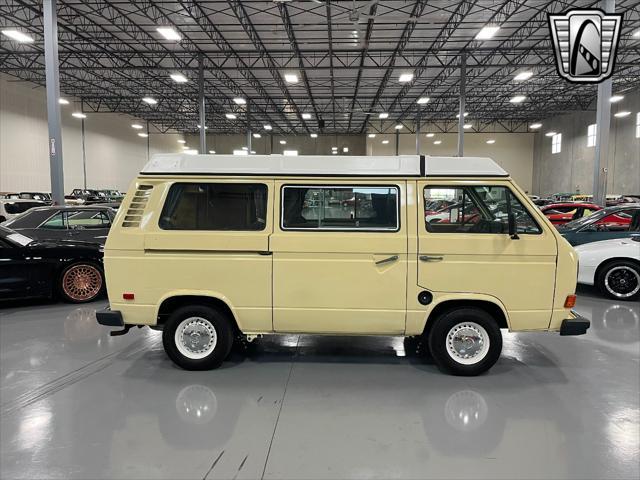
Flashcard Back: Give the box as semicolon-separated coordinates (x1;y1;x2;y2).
209;150;216;154
177;139;186;144
242;146;248;150
426;133;434;138
529;123;542;129
433;140;442;145
142;97;157;105
156;27;181;41
343;147;349;153
614;111;631;118
72;112;86;119
264;124;272;130
233;97;246;105
310;133;318;138
131;124;144;129
58;98;69;105
301;113;312;120
284;73;298;83
1;29;34;42
510;95;527;103
225;113;237;119
514;71;533;81
486;139;496;144
378;113;389;119
395;124;403;130
138;133;149;138
609;95;624;103
399;72;414;83
456;112;469;118
368;133;376;138
417;97;430;104
545;131;557;137
475;25;500;40
382;140;389;144
280;140;287;145
253;133;261;138
170;73;188;83
463;123;472;129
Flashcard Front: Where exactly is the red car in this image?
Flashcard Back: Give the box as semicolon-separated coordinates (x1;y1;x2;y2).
540;202;602;226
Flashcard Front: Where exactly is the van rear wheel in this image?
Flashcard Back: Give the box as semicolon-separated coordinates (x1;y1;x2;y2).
427;308;502;376
162;305;233;370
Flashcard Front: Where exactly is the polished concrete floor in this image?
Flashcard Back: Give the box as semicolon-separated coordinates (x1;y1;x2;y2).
1;288;638;480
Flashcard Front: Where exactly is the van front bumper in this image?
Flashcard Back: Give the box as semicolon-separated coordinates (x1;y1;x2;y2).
96;308;124;327
559;311;590;336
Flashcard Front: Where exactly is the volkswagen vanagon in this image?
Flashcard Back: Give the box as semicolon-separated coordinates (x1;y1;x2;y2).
97;154;589;375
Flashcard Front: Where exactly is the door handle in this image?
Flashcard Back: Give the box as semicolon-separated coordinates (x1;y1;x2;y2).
419;255;443;262
375;255;399;266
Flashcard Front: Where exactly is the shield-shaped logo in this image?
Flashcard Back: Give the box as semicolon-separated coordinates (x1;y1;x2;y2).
548;9;623;83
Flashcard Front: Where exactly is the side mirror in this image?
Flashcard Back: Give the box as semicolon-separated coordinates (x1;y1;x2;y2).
508;213;520;239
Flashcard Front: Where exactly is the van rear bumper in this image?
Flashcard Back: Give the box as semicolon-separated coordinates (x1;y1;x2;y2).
559;311;590;336
96;308;124;327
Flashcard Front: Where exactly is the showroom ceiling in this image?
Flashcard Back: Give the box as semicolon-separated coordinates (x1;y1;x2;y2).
1;0;639;134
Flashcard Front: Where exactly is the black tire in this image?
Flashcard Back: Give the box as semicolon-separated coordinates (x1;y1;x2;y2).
596;260;640;301
162;305;234;370
427;308;502;376
59;261;105;303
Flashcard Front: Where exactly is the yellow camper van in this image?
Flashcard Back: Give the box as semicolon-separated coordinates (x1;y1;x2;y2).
97;154;589;375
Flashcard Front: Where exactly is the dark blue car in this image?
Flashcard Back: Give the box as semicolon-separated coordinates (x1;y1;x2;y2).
558;204;640;246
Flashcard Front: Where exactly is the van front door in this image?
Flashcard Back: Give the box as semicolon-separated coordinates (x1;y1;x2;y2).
270;181;407;334
419;182;558;331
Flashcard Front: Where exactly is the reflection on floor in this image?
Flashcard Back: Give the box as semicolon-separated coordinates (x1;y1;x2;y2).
0;288;638;479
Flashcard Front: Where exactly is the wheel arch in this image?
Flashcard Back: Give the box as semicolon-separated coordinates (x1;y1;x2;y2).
155;292;241;335
595;256;640;279
422;297;510;339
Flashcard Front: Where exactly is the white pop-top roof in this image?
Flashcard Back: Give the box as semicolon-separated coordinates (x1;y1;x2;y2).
141;154;508;177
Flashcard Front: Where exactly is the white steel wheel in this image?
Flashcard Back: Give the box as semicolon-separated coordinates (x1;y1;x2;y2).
174;317;218;360
445;322;491;365
604;266;640;299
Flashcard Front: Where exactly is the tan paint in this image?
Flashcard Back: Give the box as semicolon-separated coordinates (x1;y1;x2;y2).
104;174;577;335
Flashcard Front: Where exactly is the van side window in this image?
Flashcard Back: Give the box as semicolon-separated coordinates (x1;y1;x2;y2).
160;183;268;231
424;186;541;234
282;186;398;231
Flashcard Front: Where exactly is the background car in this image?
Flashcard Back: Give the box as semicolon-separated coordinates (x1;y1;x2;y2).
559;204;640;246
0;199;47;223
65;188;103;205
3;205;116;245
0;225;105;303
540;202;601;226
18;192;53;204
575;236;640;301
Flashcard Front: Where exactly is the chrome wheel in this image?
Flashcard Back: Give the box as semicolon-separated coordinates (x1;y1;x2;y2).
605;266;640;298
174;317;218;360
445;322;490;365
62;264;103;302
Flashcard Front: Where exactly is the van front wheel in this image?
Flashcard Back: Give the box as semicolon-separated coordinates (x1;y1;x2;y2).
428;308;502;376
162;305;233;370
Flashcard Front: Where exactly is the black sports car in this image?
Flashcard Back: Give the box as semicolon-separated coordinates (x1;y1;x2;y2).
0;226;105;303
3;205;116;245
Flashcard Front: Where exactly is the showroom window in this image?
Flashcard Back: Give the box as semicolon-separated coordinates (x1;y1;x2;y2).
423;186;541;234
551;133;562;154
159;183;268;231
281;185;398;231
587;124;597;147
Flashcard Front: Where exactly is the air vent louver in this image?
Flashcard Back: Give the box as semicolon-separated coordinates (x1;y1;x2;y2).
122;184;153;227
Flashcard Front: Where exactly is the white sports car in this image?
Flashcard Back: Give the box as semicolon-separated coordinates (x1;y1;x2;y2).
575;236;640;300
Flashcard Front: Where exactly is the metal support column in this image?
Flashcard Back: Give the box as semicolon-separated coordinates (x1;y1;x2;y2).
246;100;252;154
43;0;65;205
457;53;466;157
81;102;87;189
416;107;421;154
593;0;615;206
198;54;206;154
146;121;150;162
395;128;400;155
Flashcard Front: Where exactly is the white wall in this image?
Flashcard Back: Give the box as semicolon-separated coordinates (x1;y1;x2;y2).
0;74;184;193
532;91;640;196
367;130;535;192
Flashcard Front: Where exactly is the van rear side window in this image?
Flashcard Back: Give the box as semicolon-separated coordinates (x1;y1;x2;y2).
159;183;268;231
282;185;399;231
